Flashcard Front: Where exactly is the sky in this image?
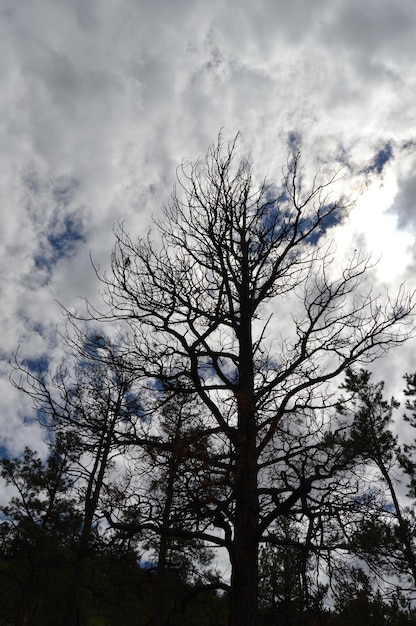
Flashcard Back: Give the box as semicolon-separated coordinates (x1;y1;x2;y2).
1;0;416;460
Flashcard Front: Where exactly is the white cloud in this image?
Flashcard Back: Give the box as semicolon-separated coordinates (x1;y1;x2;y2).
1;0;416;458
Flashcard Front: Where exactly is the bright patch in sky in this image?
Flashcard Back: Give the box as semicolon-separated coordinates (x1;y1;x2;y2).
353;173;414;283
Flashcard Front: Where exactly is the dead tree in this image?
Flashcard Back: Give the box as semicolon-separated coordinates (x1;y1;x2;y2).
87;134;414;626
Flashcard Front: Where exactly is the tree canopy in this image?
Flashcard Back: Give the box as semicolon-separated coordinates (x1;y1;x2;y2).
4;134;416;626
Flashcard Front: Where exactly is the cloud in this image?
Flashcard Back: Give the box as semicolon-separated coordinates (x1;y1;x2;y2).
1;0;416;455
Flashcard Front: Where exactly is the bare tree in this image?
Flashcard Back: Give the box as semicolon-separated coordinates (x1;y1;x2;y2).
86;134;414;626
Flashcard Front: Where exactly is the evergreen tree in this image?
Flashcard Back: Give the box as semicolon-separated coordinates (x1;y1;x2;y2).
0;436;81;625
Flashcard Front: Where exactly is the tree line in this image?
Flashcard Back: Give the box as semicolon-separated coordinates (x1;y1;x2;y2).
2;135;416;626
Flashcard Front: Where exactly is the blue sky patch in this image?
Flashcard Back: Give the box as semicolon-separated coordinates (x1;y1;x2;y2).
22;172;85;275
34;213;85;273
366;143;394;175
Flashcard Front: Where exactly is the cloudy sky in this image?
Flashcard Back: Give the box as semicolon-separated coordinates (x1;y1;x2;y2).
1;0;416;456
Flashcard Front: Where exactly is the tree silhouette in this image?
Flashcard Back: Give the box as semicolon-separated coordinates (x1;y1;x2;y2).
10;332;143;625
67;135;416;625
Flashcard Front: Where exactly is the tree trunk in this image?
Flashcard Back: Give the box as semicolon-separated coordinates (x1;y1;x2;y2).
148;452;178;626
229;434;259;626
229;233;259;626
63;425;114;626
229;281;259;626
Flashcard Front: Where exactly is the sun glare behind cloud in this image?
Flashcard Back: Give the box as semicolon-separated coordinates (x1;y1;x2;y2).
340;171;414;284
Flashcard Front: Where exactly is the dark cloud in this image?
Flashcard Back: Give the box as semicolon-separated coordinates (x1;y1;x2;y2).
392;172;416;231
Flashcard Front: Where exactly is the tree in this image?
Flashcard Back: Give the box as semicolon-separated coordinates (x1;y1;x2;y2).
0;437;82;625
122;391;219;626
10;331;143;625
75;135;415;625
330;565;416;626
337;369;416;591
258;519;327;625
